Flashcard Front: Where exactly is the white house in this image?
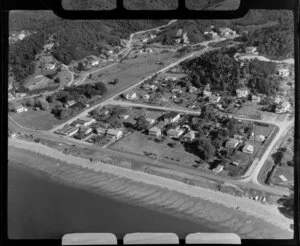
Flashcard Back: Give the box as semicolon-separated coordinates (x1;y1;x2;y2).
251;95;261;103
96;127;107;135
15;105;28;113
148;126;162;137
124;92;138;101
106;129;123;140
242;143;254;154
236;88;249;98
225;138;239;149
142;94;150;101
277;68;289;78
255;134;266;142
213;165;224;173
163;112;181;124
91;60;99;66
64;100;76;108
167;128;184;138
45;63;56;70
275;101;291;114
79;117;96;127
65;127;79;137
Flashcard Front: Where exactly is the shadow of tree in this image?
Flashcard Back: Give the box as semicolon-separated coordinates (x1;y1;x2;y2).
277;188;294;219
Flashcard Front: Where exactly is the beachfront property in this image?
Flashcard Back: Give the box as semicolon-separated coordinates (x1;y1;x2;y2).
277;68;290;78
148;126;162;137
275;101;291;114
225;138;239;149
106;129;123;140
64;100;76;108
242;143;254;154
163;112;181;124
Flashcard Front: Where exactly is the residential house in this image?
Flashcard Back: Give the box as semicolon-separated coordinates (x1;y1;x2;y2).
172;88;183;94
245;46;258;55
124;92;138;101
78;117;96;127
64;100;76;108
119;114;130;120
233;134;244;140
219;27;236;37
251;95;261;103
182;131;197;142
8;92;15;101
188;86;198;93
225;138;239;149
143;84;157;91
57;124;73;135
209;95;221;103
79;127;92;135
167;128;184;139
106;129;123;140
242;143;254;154
96;127;107;135
203;89;212;97
163;112;181;124
148;126;162;137
45;63;56;70
65;127;79;137
255;134;266;142
91;60;99;66
213;165;224;173
142;94;150;101
275;101;291;114
15;105;28;113
274;95;283;104
236;88;249;98
277;68;289;78
15;93;27;98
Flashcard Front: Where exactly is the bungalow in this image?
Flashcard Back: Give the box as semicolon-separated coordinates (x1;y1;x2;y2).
167;128;184;139
146;118;156;125
233;134;244;140
15;105;28;113
64;100;76;108
213;165;224;173
148;126;162;137
275;101;291;114
45;63;56;70
277;68;289;78
242;143;254;154
124;92;138;101
106;129;123;140
209;95;221;103
163;112;181;124
96;127;107;135
251;95;261;103
65;127;79;137
225;138;239;149
255;134;266;142
236;88;249;98
182;131;197;142
91;60;99;66
245;46;258;55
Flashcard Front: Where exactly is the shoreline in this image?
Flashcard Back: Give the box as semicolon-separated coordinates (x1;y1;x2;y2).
8;138;293;239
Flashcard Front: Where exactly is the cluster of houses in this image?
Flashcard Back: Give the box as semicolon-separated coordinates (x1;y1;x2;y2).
14;104;28;113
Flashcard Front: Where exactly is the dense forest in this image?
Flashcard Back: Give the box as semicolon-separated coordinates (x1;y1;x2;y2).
181;49;242;94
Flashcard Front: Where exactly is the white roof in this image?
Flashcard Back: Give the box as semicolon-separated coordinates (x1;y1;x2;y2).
106;129;122;136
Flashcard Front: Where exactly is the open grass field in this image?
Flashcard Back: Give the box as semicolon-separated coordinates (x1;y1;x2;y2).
83;51;177;99
270;165;294;188
234;102;261;117
254;124;275;137
9;109;63;130
109;131;200;167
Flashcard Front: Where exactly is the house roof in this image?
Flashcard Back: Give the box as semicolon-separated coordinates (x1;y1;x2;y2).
164;111;180;119
226;138;239;147
106;129;122;136
149;126;161;132
243;143;254;152
167;128;184;136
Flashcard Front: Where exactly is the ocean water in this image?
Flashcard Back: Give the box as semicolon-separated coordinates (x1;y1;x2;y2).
8;163;214;239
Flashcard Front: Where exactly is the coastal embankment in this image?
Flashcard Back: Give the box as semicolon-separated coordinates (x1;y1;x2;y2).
8;138;293;239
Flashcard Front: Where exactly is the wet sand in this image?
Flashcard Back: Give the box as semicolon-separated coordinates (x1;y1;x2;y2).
8;138;293;239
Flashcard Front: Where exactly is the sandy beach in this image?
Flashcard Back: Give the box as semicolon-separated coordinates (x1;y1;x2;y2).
8;138;293;239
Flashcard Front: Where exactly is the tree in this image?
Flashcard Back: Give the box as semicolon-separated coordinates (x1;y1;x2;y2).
113;78;119;85
77;61;84;71
25;98;35;107
8;102;16;112
197;138;216;161
36;97;49;110
54;77;60;83
135;115;148;131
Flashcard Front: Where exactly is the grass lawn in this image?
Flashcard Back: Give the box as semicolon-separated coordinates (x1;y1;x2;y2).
109;131;200;167
234;101;261;117
57;68;72;85
83;52;177;100
270;165;294;188
254;124;275;137
9;109;64;130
